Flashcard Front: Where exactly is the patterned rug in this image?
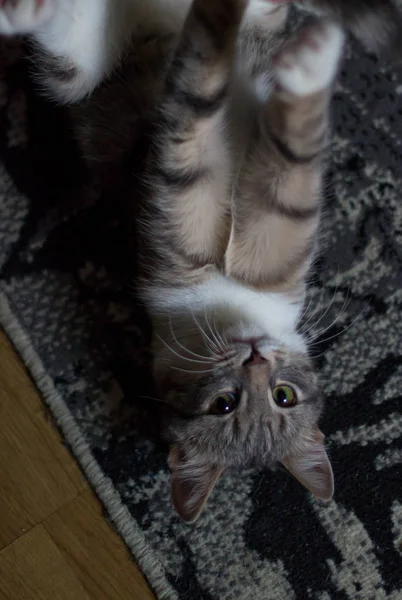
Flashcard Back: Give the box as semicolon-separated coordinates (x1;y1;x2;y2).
0;28;402;600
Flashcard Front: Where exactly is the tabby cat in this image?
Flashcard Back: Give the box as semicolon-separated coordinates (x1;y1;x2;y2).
2;0;401;522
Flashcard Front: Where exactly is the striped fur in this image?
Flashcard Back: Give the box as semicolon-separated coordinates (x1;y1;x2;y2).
2;0;398;522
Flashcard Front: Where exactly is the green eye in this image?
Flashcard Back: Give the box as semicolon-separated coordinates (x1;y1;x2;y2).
272;385;297;408
210;392;240;415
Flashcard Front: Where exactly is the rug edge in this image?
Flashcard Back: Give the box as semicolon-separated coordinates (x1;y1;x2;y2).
0;289;178;600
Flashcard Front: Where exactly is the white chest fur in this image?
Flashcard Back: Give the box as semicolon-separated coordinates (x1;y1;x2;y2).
146;272;306;352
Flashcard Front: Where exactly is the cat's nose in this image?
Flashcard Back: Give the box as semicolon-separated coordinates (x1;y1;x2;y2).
243;347;267;366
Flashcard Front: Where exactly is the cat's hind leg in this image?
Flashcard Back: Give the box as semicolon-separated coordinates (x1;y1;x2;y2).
226;20;345;291
0;0;132;103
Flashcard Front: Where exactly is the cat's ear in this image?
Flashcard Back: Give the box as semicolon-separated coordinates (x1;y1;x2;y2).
168;445;224;523
281;429;334;501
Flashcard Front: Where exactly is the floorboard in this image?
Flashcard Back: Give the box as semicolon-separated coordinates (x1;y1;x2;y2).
0;331;154;600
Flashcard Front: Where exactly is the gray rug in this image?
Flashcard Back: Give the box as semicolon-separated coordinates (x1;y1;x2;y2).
0;32;401;600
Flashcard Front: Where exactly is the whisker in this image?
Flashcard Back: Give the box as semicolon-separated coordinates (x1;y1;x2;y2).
156;334;213;365
297;290;314;328
168;317;215;363
299;286;326;334
310;347;332;361
210;312;230;359
190;308;226;361
309;302;368;352
210;311;223;353
138;395;168;405
202;308;221;355
303;284;340;338
170;365;218;374
212;310;230;355
308;289;351;343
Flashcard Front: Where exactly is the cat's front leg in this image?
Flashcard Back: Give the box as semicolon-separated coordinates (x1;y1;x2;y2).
141;0;248;288
226;20;345;292
0;0;131;103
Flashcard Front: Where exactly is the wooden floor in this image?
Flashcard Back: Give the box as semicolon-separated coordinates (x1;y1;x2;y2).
0;330;155;600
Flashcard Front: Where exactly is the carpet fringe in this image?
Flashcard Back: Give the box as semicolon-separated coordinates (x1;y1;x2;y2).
0;289;178;600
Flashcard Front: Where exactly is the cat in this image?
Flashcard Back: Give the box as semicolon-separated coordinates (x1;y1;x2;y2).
1;0;401;523
137;1;341;523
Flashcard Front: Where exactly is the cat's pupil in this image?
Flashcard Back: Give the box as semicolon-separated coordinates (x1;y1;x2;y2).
210;392;239;415
217;396;232;413
276;389;287;404
273;385;296;407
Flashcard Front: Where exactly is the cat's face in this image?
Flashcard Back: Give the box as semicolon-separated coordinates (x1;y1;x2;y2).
153;312;334;522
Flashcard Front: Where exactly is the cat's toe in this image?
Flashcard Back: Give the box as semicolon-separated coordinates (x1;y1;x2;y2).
274;21;345;97
0;0;56;35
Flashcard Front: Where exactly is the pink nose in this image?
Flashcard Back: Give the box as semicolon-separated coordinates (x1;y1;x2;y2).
244;347;267;366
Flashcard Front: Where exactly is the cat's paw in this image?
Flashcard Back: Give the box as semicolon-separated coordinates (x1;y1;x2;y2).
0;0;56;35
274;21;345;96
246;0;290;20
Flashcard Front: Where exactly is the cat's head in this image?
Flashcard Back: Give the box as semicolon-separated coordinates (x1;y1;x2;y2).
152;305;333;523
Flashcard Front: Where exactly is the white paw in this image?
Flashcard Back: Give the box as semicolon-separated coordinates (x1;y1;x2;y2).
0;0;56;35
245;0;290;20
274;21;345;96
